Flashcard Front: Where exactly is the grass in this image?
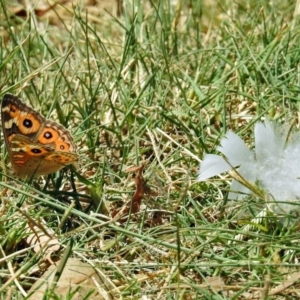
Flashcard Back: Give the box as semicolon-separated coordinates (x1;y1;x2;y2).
1;0;300;299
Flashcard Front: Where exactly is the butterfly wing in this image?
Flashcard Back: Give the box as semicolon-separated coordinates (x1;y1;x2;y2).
2;94;44;145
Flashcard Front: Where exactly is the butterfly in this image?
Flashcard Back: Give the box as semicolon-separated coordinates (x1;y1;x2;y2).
1;94;79;177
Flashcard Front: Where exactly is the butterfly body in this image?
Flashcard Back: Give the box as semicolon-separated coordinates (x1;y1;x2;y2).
1;94;78;177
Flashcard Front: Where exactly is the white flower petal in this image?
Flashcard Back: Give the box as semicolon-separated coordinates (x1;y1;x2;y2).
198;154;231;181
217;131;254;166
255;120;285;162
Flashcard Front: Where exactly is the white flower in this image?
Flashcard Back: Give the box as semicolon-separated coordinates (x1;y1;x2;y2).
198;120;300;214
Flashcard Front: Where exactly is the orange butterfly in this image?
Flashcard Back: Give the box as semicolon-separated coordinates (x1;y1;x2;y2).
1;94;78;177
